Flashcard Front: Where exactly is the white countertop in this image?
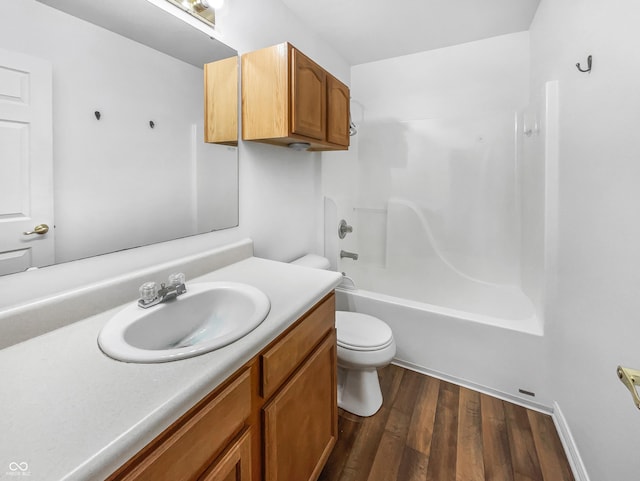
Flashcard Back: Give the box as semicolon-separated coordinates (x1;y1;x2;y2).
0;257;342;481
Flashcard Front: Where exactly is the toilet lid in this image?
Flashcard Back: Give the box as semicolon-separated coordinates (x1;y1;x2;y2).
336;311;393;351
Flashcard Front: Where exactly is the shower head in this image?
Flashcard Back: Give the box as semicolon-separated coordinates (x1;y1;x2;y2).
349;98;358;136
349;115;357;136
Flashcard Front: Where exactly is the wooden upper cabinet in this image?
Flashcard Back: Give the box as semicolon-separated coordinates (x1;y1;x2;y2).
326;74;350;147
242;42;349;151
205;56;238;146
291;49;326;140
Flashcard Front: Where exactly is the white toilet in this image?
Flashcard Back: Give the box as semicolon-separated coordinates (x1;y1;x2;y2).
291;254;396;417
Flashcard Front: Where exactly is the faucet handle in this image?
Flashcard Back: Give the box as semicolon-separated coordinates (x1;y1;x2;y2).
338;219;353;239
139;281;158;303
168;273;187;296
168;272;185;286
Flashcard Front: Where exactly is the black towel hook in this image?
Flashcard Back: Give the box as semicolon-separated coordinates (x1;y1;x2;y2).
576;55;592;73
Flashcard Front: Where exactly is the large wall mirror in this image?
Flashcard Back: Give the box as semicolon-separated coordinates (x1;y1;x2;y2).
0;0;238;277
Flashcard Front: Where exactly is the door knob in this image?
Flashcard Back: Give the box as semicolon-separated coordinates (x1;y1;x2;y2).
23;224;49;235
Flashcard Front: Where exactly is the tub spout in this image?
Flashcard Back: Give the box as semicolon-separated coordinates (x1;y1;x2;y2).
340;250;359;261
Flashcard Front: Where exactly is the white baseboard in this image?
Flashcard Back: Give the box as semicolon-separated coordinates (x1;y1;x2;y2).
392;359;553;414
552;401;591;481
391;360;590;481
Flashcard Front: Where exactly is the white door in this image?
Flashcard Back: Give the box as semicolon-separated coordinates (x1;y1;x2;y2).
0;48;54;276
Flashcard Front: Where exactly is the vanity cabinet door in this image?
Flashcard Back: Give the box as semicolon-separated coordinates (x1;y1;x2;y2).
109;368;252;481
263;332;338;481
198;429;252;481
261;293;335;398
290;48;326;141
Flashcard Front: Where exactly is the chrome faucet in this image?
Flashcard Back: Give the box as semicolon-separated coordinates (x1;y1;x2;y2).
138;272;187;308
340;250;359;261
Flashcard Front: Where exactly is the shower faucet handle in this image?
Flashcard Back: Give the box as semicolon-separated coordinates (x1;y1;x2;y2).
338;219;353;239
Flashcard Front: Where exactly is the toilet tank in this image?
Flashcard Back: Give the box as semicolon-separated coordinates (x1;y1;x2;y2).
291;254;331;270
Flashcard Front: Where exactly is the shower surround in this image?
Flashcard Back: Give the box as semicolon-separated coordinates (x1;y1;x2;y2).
322;31;558;406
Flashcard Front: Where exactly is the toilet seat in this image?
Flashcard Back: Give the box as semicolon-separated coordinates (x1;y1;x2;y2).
336;311;394;352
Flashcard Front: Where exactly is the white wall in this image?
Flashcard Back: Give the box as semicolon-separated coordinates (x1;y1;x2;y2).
216;0;349;85
177;0;346;262
348;32;530;121
215;0;349;262
531;1;640;479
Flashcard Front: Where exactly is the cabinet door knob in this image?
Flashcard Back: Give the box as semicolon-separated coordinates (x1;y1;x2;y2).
23;224;49;235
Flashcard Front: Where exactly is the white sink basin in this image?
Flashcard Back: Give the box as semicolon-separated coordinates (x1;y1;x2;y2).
98;282;271;363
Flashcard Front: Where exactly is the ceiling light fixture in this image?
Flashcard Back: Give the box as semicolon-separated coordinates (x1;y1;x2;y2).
165;0;221;27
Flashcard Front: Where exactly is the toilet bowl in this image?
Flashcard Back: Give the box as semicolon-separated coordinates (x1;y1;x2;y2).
335;311;396;416
291;254;396;417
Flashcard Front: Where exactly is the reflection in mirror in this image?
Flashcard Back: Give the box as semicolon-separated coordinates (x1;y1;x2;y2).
164;0;217;29
0;0;238;277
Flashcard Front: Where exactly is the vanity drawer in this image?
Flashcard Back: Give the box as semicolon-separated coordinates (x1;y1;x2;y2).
114;368;252;481
261;293;335;398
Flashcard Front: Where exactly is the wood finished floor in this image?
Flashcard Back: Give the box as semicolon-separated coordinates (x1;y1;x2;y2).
319;364;574;481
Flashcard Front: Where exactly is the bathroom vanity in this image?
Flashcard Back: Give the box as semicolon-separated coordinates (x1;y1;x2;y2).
108;293;337;481
0;241;342;481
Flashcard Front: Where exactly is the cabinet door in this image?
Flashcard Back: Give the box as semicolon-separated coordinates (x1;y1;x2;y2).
261;294;335;398
326;75;350;147
291;48;326;140
199;429;252;481
110;369;252;481
263;333;337;481
204;57;238;145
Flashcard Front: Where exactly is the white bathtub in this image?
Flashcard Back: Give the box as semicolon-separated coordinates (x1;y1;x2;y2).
334;286;551;409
